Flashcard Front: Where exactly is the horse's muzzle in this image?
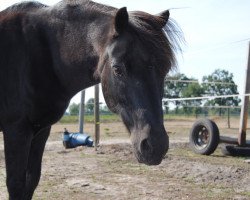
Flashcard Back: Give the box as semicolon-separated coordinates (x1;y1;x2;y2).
131;127;169;165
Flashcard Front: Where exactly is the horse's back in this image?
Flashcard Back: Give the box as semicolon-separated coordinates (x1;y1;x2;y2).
1;1;46;13
0;1;46;72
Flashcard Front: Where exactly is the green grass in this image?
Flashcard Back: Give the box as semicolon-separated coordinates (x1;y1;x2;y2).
59;114;196;124
242;191;250;197
59;114;121;123
59;114;240;124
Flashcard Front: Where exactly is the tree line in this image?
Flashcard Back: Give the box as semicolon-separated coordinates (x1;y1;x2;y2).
67;98;110;116
164;69;240;115
67;69;241;116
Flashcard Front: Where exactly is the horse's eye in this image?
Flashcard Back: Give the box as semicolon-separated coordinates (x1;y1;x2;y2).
112;65;124;77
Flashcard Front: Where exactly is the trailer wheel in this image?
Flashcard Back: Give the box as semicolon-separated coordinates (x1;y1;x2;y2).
189;119;220;155
221;145;250;156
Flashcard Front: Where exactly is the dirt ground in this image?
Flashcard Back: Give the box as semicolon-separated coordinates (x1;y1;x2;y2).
0;118;250;200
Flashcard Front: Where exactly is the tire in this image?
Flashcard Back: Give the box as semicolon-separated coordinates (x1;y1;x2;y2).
189;119;220;155
221;145;250;157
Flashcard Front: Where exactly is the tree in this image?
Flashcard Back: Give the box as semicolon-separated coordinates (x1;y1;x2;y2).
202;69;240;115
164;73;191;113
69;103;80;115
86;98;95;113
182;83;204;114
164;73;200;113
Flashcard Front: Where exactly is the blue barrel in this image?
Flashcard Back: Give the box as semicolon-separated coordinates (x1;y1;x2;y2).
63;129;94;148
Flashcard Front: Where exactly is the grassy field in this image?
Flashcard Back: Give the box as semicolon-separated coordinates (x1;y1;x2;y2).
60;114;242;124
60;114;120;123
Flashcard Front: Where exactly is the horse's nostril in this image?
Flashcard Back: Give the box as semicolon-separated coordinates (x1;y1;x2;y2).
140;138;152;154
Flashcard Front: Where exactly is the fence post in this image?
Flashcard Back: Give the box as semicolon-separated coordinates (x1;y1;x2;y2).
78;90;85;133
238;42;250;146
94;84;100;150
227;107;230;129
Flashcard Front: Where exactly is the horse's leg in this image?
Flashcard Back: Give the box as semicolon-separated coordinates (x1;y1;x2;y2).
23;126;51;200
3;123;33;200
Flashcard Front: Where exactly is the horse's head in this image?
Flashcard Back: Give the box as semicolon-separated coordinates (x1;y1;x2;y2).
98;8;180;165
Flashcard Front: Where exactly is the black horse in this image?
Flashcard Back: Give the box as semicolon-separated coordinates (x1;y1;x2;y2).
0;0;181;199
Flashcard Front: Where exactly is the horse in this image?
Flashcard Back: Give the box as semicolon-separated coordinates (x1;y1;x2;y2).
0;0;181;199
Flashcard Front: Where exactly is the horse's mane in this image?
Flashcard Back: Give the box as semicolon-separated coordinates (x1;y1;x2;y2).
83;0;117;14
129;11;183;72
58;0;183;71
75;0;183;67
53;0;116;16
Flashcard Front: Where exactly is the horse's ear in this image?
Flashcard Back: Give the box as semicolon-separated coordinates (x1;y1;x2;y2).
114;7;129;34
157;10;170;27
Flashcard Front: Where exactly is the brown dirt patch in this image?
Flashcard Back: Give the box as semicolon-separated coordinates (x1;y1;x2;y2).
0;119;250;200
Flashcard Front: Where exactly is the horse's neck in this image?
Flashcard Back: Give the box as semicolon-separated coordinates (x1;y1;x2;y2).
43;4;115;97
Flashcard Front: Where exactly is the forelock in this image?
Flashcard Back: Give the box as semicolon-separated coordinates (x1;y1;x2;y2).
128;11;183;73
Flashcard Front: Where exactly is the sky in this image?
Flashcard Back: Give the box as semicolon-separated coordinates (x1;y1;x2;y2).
1;0;250;104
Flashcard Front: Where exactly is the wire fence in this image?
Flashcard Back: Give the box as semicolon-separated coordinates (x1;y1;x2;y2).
64;86;250;130
69;105;244;117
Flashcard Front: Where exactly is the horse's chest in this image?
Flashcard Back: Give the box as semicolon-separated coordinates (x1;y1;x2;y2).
29;98;69;128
